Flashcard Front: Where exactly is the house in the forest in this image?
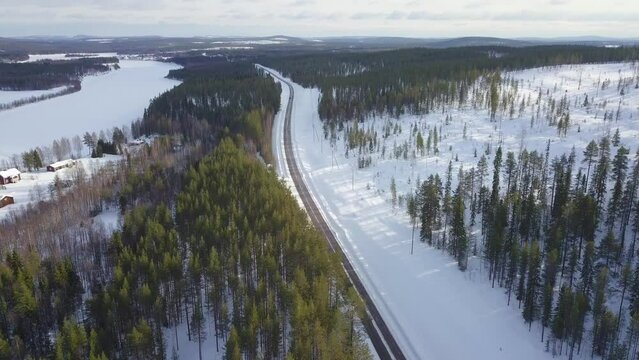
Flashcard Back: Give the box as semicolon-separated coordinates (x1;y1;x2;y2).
0;168;21;185
0;195;14;208
47;159;76;172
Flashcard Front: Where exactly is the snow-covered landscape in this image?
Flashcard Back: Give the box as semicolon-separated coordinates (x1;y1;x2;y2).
4;1;639;358
0;54;180;233
0;155;121;221
0;59;180;161
266;61;639;360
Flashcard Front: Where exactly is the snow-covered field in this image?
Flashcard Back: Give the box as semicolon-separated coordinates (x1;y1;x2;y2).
265;62;639;360
0;60;180;161
0;155;121;221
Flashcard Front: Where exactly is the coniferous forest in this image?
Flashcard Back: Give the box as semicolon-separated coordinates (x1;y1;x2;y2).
0;57;118;90
134;60;281;162
264;45;639;359
263;46;639;126
0;59;370;359
2;44;639;360
409;140;639;358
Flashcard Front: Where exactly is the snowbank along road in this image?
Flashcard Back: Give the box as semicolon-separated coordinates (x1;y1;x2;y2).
260;65;406;360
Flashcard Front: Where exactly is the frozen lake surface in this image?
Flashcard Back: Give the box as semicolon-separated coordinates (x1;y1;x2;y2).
0;60;181;160
0;86;69;106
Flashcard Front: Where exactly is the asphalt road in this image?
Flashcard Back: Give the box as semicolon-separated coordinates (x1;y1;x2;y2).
266;68;407;360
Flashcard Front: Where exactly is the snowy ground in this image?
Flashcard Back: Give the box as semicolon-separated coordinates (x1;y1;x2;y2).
0;60;180;161
264;62;639;360
164;316;224;360
0;155;121;221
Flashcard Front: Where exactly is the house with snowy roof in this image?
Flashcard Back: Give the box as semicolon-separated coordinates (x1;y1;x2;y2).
0;195;14;208
47;159;76;172
0;168;21;185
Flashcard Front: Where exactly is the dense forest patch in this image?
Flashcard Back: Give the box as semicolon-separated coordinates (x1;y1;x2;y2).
135;60;280;162
262;46;639;124
0;57;118;90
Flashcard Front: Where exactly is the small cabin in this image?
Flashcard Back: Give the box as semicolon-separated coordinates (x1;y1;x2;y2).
47;159;76;172
0;195;14;208
0;168;21;185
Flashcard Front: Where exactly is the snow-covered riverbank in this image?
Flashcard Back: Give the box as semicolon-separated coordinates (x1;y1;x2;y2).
0;59;180;161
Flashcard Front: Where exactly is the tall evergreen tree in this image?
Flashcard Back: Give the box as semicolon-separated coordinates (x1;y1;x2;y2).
523;242;541;329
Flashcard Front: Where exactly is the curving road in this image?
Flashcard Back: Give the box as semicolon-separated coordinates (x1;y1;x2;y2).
263;67;407;360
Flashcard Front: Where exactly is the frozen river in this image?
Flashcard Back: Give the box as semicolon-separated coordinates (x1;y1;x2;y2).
0;60;181;160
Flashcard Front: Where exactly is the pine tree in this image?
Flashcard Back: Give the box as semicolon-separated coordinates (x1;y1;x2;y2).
506;240;520;306
619;148;639;253
407;194;418;255
630;262;639;317
579;241;596;297
592;267;610;356
416;132;425;156
442;161;453;249
617;264;632;332
569;290;589;358
552;285;573;345
419;175;441;245
390;177;397;208
486;200;507;286
582;140;599;191
517;245;530;307
612;128;621;147
225;327;241;360
491;146;503;205
590;137;611;217
55;318;88;360
541;249;559;341
523;242;541;329
451;173;468;270
599;231;619;268
593;310;617;357
607;146;629;230
191;301;206;360
490;75;500;120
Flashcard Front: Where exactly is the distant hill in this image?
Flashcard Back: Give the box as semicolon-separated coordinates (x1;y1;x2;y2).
426;36;534;48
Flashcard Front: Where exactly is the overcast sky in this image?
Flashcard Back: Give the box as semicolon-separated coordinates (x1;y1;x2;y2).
1;0;638;38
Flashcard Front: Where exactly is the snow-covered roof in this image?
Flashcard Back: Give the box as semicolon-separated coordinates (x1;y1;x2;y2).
0;168;20;178
48;159;75;168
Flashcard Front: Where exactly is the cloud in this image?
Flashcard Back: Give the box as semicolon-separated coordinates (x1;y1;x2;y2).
0;0;638;37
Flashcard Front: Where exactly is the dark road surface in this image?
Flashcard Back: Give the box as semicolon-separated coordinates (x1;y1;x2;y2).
266;68;408;360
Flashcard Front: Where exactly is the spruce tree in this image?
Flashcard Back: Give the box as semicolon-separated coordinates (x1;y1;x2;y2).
419;175;441;245
451;175;468;270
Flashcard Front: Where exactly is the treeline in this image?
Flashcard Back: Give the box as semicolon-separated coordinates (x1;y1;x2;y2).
134;60;281;162
262;46;639;125
0;57;118;90
409;136;639;359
